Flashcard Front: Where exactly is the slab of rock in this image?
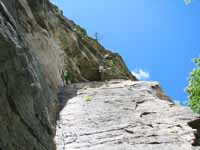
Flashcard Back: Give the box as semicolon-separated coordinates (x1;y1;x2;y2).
55;80;200;150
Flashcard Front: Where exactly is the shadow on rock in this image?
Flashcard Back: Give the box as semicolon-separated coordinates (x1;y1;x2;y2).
188;118;200;146
57;85;78;113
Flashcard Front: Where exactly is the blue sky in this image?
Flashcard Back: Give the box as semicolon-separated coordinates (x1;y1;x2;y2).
51;0;200;104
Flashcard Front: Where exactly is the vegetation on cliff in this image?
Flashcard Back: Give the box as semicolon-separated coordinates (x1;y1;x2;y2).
187;58;200;113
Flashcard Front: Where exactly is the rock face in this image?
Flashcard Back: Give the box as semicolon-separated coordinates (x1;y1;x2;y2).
55;80;200;150
16;0;135;87
0;0;200;150
0;0;135;150
0;1;59;150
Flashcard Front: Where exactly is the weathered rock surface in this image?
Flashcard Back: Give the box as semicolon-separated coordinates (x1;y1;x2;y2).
55;80;200;150
0;0;135;150
16;0;135;87
1;0;200;150
0;1;59;150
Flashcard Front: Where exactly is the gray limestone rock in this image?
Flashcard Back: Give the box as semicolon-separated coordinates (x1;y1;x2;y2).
55;80;200;150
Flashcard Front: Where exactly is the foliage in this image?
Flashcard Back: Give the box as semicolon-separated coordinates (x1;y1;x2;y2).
84;96;92;102
186;58;200;113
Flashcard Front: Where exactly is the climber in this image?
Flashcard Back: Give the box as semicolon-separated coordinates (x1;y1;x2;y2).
64;70;71;85
104;54;111;59
99;64;105;81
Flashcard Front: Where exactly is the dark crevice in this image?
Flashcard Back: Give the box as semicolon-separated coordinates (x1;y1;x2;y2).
146;141;171;145
148;142;161;144
147;134;157;137
188;118;200;146
146;124;154;128
124;129;134;134
135;100;145;110
140;112;156;117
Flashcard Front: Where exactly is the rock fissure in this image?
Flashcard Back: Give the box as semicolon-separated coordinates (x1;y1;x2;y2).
140;112;157;117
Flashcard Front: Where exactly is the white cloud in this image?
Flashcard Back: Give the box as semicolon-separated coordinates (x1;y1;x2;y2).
131;69;150;80
173;100;188;106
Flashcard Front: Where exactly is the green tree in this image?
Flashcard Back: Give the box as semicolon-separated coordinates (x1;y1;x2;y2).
186;58;200;113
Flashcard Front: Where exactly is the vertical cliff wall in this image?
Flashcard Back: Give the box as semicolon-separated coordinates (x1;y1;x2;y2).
0;0;58;149
0;0;135;150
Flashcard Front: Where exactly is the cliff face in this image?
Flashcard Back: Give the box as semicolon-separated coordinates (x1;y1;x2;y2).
0;0;135;150
16;0;135;88
0;0;200;150
0;1;58;149
55;80;200;150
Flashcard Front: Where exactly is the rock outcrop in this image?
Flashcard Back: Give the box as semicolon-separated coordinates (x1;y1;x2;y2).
0;0;135;150
55;80;200;150
0;1;58;150
16;0;135;87
0;0;200;150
